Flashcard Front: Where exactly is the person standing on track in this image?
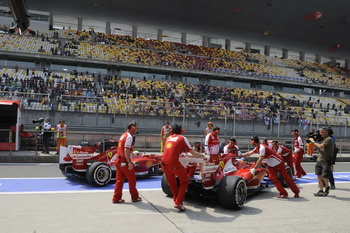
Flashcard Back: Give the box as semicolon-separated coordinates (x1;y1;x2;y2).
204;121;214;136
292;129;307;178
56;119;67;155
242;136;300;198
223;138;242;157
160;121;171;153
41;117;52;154
306;129;315;157
162;124;208;211
203;126;220;189
308;127;334;197
271;140;295;177
112;121;142;204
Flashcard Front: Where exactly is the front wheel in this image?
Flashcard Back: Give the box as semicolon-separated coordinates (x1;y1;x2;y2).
218;176;247;210
86;162;112;186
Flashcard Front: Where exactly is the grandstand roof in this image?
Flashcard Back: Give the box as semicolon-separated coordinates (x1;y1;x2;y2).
27;0;350;58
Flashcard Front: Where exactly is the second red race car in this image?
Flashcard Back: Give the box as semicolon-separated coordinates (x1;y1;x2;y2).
59;145;162;186
161;153;268;210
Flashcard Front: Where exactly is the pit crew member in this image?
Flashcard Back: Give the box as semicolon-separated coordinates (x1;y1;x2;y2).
242;136;300;198
292;129;307;178
223;138;242;157
271;140;295;176
162;124;209;211
204;121;214;136
112;121;142;204
160;121;171;153
203;126;221;189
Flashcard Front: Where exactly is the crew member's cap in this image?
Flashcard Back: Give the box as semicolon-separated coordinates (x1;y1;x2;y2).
208;122;213;125
291;128;298;132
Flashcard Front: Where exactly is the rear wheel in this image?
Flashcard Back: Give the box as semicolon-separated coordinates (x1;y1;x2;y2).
161;173;173;196
86;162;112;186
218;176;247;210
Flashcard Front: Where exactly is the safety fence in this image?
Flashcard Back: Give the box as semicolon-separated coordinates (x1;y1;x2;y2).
0;91;349;137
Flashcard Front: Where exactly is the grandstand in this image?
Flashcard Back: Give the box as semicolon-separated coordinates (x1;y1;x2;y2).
1;1;350;152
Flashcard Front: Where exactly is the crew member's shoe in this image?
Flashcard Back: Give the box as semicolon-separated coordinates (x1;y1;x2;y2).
112;199;125;204
174;204;186;211
330;185;336;190
313;190;324;197
132;197;142;202
294;193;300;198
324;186;330;196
276;194;288;198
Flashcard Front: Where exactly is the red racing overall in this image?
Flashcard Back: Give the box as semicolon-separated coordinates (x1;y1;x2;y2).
162;134;192;206
254;144;300;196
275;145;295;176
293;135;307;178
112;131;140;202
203;131;220;189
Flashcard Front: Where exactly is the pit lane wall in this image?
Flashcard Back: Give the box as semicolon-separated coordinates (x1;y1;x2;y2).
21;110;350;139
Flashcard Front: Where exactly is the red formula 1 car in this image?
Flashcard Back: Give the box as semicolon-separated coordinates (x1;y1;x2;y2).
161;153;268;210
59;145;162;186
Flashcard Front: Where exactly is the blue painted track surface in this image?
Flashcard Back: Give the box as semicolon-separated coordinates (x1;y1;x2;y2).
0;173;349;193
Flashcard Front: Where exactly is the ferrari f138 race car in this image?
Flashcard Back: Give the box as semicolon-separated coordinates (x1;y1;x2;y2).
161;153;268;210
59;145;162;186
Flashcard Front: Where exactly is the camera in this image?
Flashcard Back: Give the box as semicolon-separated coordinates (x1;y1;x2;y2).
306;130;322;143
32;118;44;124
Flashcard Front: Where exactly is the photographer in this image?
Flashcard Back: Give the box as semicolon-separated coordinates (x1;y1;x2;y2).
308;127;334;197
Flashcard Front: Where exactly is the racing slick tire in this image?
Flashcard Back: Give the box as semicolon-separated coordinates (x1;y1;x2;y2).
161;173;173;197
86;162;112;186
218;176;247;210
278;165;293;187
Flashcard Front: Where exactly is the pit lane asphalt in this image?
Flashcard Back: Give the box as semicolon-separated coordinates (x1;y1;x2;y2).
1;163;350;233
